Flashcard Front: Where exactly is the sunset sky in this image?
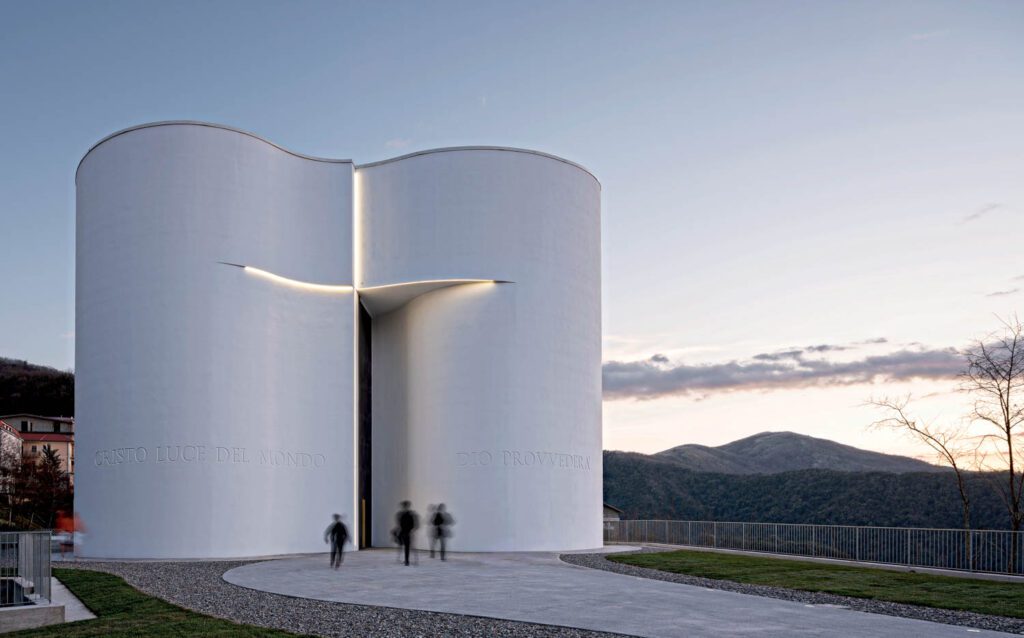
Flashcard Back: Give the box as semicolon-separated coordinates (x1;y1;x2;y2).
2;1;1022;460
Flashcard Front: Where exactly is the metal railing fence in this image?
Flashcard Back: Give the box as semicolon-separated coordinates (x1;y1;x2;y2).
0;531;51;606
604;520;1024;576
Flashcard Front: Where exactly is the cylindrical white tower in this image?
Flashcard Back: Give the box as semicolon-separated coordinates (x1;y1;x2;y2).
75;123;356;558
358;148;603;551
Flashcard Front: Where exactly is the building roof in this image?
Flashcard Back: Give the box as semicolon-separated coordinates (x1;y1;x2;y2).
0;420;19;438
19;432;73;443
79;121;600;187
0;414;74;424
603;502;624;514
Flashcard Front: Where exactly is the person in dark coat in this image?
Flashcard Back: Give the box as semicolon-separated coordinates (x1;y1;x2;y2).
396;501;419;566
430;503;454;560
324;513;349;569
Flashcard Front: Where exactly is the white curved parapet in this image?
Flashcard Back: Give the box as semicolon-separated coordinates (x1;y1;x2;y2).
76;122;601;558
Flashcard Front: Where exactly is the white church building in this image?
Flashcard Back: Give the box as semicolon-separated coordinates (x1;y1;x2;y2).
75;122;602;558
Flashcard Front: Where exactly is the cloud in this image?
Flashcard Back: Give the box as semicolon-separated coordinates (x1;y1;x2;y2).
752;350;804;362
986;288;1019;297
750;342;856;362
857;337;888;345
603;344;961;400
649;354;669;364
909;30;949;41
385;138;412;150
805;344;848;353
962;203;1001;223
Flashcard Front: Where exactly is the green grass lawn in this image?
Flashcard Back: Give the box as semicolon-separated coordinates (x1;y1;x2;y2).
610;549;1024;618
6;568;304;637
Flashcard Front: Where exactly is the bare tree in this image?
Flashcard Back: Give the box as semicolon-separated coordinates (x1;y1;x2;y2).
870;395;974;534
963;316;1024;540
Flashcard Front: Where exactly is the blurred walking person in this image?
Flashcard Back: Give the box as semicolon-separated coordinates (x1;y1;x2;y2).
426;504;437;557
54;510;87;559
396;501;419;566
324;513;349;569
55;510;74;559
430;503;454;560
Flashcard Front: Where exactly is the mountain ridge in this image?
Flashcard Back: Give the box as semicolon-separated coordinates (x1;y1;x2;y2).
650;431;942;474
0;357;74;417
602;450;1010;528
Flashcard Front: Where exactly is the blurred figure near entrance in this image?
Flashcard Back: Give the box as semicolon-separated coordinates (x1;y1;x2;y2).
54;510;86;559
324;513;349;569
55;510;73;559
396;501;419;566
430;503;454;560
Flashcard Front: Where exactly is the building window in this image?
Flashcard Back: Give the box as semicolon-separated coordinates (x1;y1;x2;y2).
53;423;60;433
31;445;37;453
20;421;28;432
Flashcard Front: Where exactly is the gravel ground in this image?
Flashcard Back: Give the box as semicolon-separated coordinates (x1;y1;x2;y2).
58;560;623;638
559;549;1024;635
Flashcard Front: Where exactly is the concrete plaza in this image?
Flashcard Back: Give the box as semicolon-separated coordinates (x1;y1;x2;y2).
222;549;1010;637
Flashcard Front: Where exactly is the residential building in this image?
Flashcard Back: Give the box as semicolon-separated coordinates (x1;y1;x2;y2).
0;414;75;484
0;420;22;496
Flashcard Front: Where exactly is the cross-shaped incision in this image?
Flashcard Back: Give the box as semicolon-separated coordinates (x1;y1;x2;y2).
220;260;511;549
220;261;507;314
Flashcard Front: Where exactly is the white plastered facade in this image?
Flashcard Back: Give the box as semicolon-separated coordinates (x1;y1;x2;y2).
75;122;601;558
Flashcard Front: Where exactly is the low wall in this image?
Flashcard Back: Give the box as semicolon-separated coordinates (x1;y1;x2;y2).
0;603;64;633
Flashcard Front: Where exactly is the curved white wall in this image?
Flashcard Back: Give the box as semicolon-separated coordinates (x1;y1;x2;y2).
76;124;602;557
358;150;603;551
76;124;356;558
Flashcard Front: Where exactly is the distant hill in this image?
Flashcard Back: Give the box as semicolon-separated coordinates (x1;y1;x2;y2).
0;357;74;417
604;450;1011;529
655;431;942;474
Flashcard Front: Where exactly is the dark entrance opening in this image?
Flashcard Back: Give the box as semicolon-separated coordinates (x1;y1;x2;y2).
357;301;372;548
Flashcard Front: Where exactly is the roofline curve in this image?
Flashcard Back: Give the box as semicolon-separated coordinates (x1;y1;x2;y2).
355;146;600;187
76;121;600;188
76;121;353;181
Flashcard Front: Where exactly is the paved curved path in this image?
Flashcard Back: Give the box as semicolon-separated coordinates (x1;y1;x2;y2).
224;549;1012;637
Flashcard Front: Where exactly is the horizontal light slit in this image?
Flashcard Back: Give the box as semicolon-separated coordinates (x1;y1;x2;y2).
222;262;509;295
358;279;505;291
220;262;354;293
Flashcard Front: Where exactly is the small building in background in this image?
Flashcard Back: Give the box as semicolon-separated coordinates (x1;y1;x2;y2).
603;502;624;521
2;414;74;435
0;420;22;496
603;503;624;542
0;415;75;484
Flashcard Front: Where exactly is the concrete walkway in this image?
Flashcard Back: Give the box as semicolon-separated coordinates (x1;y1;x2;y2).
223;549;1011;637
51;577;96;622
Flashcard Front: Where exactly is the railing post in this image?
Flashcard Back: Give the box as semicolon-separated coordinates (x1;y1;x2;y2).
968;530;974;571
713;522;718;548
